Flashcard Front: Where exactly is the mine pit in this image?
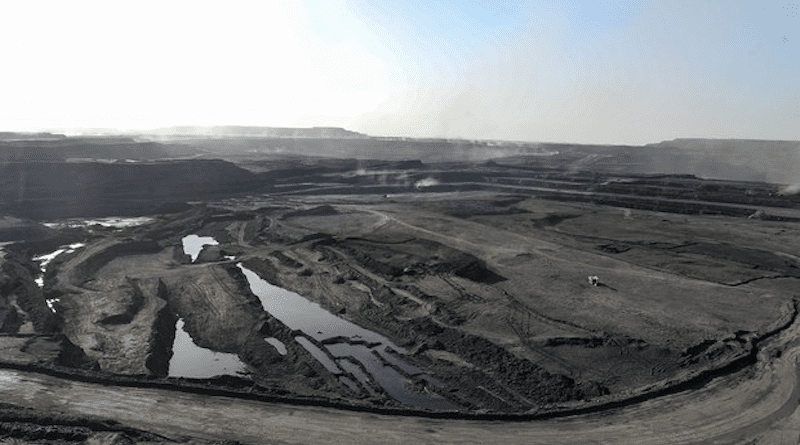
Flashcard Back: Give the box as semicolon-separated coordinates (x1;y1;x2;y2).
2;136;800;443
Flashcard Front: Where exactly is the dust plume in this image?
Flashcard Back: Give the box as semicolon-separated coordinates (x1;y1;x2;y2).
777;184;800;195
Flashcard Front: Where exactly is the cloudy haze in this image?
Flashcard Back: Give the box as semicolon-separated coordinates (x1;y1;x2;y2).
1;0;797;144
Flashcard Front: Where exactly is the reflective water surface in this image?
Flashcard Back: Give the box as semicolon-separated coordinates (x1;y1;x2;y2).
168;319;247;379
181;235;218;262
239;264;460;411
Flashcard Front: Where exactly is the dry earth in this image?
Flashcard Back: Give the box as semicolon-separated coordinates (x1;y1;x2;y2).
1;149;800;443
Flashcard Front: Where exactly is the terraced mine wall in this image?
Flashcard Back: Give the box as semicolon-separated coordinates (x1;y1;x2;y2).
0;160;264;219
69;241;163;283
2;151;798;223
0;136;199;162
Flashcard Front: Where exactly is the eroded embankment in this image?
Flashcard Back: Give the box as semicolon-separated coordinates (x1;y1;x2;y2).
44;240;177;376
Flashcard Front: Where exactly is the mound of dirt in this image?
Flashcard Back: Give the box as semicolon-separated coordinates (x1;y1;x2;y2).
329;238;505;284
283;205;339;218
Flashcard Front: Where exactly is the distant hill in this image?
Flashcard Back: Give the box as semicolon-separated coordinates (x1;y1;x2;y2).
0;136;203;163
643;138;800;184
0;132;66;141
146;126;369;139
1;130;797;186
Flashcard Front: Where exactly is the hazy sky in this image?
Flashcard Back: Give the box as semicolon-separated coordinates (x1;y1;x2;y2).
1;0;797;144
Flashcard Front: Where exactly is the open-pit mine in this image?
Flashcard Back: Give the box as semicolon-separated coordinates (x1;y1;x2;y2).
1;129;799;444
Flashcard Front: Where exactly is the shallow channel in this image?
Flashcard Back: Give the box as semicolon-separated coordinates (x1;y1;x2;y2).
238;263;460;411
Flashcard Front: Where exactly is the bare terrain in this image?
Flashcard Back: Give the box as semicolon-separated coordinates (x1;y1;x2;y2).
0;130;799;444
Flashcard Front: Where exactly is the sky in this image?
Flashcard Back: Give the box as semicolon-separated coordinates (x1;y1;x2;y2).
0;0;797;145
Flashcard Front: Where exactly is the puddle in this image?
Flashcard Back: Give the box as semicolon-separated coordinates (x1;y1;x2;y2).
264;337;287;355
239;263;461;411
181;235;218;262
325;343;460;411
336;358;370;384
375;346;423;376
295;336;341;374
339;376;361;392
238;265;399;347
42;217;155;230
168;319;247;379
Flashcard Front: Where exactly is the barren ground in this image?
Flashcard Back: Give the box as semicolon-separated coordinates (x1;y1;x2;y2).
1;152;800;443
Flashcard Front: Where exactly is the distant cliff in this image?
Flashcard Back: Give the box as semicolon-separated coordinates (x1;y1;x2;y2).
644;139;800;184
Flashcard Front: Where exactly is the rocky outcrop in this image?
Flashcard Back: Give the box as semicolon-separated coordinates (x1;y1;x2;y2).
240;257;282;287
329;238;506;284
97;278;146;325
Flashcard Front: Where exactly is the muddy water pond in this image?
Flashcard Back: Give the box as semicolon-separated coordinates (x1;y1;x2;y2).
168;319;247;379
176;234;458;410
238;265;398;347
170;235;248;379
238;264;460;411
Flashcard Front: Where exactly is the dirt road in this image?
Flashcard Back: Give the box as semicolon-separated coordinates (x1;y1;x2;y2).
1;315;798;444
